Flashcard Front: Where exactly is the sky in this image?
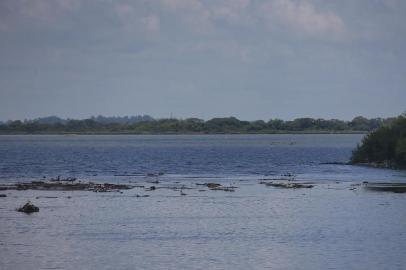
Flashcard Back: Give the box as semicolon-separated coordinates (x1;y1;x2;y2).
0;0;405;121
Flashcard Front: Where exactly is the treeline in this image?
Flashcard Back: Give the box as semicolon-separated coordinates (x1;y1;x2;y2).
0;115;396;134
0;115;154;125
351;114;406;168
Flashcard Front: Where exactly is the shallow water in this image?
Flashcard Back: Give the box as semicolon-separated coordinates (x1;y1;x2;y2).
0;135;405;270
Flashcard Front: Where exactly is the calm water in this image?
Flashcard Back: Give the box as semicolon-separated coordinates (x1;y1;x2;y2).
0;134;405;183
0;135;405;270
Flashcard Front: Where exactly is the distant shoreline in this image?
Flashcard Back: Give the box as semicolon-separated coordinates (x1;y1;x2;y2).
0;116;392;135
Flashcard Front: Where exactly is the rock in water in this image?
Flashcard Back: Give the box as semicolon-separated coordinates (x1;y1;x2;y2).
17;201;39;214
206;183;221;189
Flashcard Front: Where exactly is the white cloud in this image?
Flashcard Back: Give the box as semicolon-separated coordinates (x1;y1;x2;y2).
115;3;136;19
114;3;160;37
382;0;401;9
160;0;253;33
260;0;346;38
142;14;160;34
189;40;252;63
160;0;212;33
211;0;252;25
159;0;345;39
160;0;203;11
0;0;80;31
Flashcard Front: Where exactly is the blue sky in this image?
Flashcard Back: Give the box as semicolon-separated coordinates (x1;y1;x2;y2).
0;0;405;120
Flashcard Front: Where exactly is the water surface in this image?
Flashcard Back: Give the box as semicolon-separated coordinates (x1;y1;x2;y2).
0;135;405;270
0;134;405;183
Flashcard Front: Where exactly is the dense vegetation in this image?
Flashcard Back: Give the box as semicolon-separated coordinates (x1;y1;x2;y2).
0;115;395;134
351;114;406;168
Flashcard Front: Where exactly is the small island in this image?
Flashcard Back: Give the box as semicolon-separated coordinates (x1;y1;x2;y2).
351;113;406;169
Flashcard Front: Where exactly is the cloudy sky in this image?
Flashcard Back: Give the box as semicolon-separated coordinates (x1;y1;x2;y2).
0;0;405;121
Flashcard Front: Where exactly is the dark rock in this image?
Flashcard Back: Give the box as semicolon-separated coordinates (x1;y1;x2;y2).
17;202;39;214
206;183;221;189
0;194;6;197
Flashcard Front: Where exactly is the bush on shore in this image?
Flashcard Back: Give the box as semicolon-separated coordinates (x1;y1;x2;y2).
351;114;406;168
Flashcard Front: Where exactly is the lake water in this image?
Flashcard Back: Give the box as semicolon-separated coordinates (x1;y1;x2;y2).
0;134;405;183
0;135;405;270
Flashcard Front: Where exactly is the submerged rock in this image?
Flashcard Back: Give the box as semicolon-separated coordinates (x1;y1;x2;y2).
17;202;39;214
0;194;6;197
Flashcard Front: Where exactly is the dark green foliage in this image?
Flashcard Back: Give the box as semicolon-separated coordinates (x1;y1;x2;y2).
351;115;406;168
395;138;406;165
0;115;396;135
